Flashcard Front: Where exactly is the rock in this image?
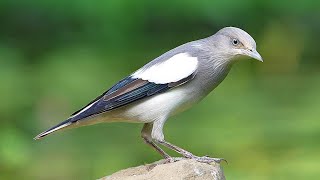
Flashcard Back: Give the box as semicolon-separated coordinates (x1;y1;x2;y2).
99;158;225;180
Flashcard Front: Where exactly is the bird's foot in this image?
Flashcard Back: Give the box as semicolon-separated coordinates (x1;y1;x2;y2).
192;156;226;164
163;157;176;163
184;153;226;164
157;156;187;164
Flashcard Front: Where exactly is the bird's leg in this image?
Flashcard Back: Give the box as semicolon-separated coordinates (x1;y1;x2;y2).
155;140;224;164
151;119;224;164
142;137;172;160
141;123;174;163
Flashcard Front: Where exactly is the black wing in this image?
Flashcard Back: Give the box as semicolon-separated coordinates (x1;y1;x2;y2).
69;74;195;122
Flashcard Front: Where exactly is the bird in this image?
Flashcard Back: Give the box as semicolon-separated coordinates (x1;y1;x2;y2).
34;27;263;163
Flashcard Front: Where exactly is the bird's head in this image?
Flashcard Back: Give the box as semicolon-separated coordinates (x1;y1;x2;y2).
213;27;263;62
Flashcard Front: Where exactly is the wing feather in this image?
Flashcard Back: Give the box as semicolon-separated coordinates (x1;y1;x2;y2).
69;52;198;122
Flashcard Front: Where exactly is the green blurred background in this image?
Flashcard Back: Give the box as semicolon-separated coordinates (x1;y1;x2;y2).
1;0;319;179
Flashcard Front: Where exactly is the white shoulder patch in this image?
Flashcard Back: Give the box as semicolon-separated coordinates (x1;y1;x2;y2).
132;53;198;84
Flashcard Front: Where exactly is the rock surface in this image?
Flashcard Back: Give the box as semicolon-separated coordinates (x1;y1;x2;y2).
99;158;225;180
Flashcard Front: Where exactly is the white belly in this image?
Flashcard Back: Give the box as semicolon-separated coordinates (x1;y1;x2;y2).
120;88;200;123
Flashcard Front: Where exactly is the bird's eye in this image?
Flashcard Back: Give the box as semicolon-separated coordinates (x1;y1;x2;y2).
232;39;239;46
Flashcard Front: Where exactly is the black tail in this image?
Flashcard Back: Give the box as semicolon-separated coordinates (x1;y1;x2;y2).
34;119;73;140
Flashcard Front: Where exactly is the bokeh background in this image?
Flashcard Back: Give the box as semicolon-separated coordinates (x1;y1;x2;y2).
1;0;319;179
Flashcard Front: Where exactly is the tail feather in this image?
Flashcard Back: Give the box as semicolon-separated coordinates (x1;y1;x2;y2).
34;119;73;140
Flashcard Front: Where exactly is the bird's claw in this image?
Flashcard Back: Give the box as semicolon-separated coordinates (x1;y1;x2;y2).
185;154;227;164
164;157;176;163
